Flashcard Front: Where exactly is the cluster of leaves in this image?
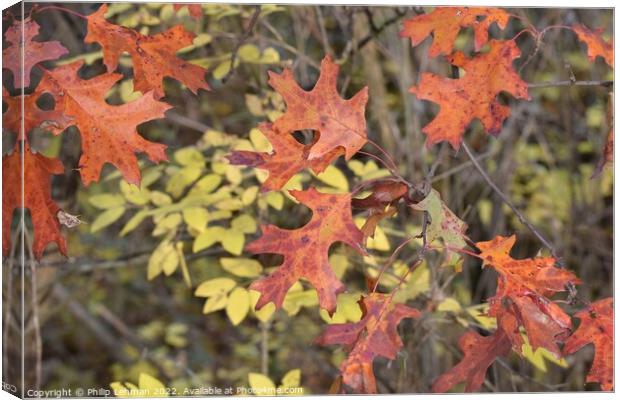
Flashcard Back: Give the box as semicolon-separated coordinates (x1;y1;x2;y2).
3;4;614;394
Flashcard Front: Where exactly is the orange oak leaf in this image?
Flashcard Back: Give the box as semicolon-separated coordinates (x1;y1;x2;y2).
315;293;421;393
268;56;368;161
2;86;72;140
173;4;203;18
410;40;530;149
432;329;512;392
85;4;210;99
477;235;580;357
38;62;172;186
573;24;613;68
2;18;68;88
564;298;613;391
400;7;511;58
2;144;66;259
247;188;365;313
227;122;338;191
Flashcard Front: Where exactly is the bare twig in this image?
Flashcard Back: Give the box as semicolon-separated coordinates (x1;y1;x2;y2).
222;6;261;84
461;142;559;260
528;80;613;89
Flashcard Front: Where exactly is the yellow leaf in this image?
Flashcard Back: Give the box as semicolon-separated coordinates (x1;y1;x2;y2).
202;293;228;314
366;225;390;251
182;207;209;232
220;257;262;278
166;165;202;198
231;214;257;234
320;293;362;324
314;165;349;191
176;242;191;287
248;373;276;396
238;44;260;62
225;165;243;185
213;60;232;80
259;47;280;64
264;191;284;210
150;191;172;206
138;373;166;397
283;287;318;316
91;207;125;233
89;194;125;209
152;212;182;236
221;229;245;255
226;287;250;325
329;253;349;279
174;147;205;166
437;297;462;312
195;277;236;297
120;210;149;236
193;227;224;253
120;180;150;205
191;174;222;194
249;290;275;322
249;127;272;152
280;369;301;389
242;186;259;205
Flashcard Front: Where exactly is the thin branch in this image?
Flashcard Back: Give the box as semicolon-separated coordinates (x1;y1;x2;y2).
24;230;42;392
461;142;559;260
528;80;613;89
221;6;261;84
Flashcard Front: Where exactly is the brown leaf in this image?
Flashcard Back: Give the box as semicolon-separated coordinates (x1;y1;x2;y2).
39;61;172;186
400;7;511;58
2;18;68;88
564;298;613;391
315;293;421;393
2;144;66;259
247;188;365;313
85;4;210;99
269;55;368;161
410;40;530;149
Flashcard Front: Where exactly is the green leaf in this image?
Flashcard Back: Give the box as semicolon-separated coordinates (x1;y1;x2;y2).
89;194;125;209
120;180;150;205
220;257;262;278
226;287;250;325
91;207;125;233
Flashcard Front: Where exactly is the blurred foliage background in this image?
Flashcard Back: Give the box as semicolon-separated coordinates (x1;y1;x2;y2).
2;3;613;395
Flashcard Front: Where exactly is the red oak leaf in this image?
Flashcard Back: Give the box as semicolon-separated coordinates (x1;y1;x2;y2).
410;40;530;149
85;4;210;99
268;56;368;161
432;329;512;392
38;62;172;186
315;293;421;393
2;86;72;140
173;4;203;18
247;188;365;313
564;298;613;391
2;18;68;88
2;144;66;259
227;122;338;191
573;24;613;68
400;7;511;57
477;235;580;357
